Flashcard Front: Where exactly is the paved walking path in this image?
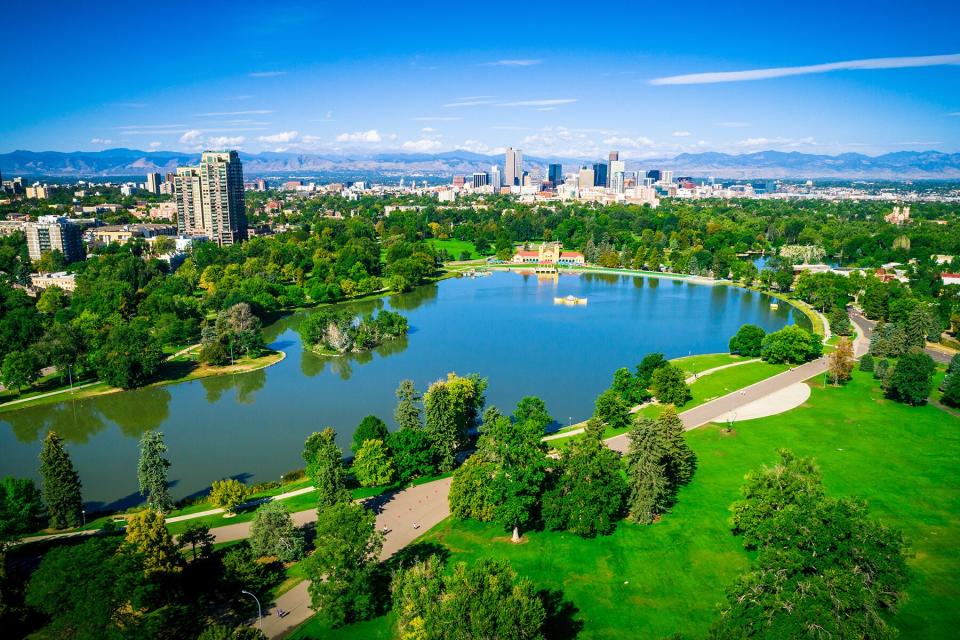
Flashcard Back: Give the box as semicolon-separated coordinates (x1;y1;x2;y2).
542;358;761;442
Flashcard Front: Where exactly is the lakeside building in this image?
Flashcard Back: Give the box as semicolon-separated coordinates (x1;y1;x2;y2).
29;271;77;293
90;223;177;245
511;242;585;266
173;150;247;246
25;215;85;262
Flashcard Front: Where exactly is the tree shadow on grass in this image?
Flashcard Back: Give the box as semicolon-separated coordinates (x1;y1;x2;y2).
539;588;584;640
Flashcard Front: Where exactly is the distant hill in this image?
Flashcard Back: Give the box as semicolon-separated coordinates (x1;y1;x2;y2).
1;148;959;179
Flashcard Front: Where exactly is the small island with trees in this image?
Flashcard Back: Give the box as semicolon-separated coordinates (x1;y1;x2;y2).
298;308;409;355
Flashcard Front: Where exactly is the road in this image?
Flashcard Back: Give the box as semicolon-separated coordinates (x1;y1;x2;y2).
849;308;955;364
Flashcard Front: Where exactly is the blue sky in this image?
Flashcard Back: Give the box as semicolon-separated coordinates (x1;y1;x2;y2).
3;0;959;158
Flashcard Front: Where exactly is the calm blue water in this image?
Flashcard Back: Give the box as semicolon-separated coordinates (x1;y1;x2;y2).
0;271;803;508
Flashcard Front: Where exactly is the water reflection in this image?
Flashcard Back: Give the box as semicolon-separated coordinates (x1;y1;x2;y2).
300;335;410;381
199;369;267;405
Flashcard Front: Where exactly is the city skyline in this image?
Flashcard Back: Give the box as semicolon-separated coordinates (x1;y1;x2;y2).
3;1;959;158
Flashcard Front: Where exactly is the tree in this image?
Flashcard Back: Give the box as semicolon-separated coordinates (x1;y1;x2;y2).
885;349;936;406
209;478;250;514
904;305;936;349
826;337;854;385
394;379;422;430
625;409;696;524
386;427;436;483
392;557;547;640
593;388;632;432
729;449;824;549
179;521;214;560
302;428;351;509
423;373;487;472
610;367;648;404
1;350;39;393
874;358;890;380
542;428;626;537
942;369;960;407
93;318;164;389
351;415;389;453
214;302;264;358
38;431;83;529
0;477;45;539
125;508;182;575
760;324;823;364
869;321;909;358
728;324;766;357
635;352;668;387
858;353;874;372
249;501;304;562
650;364;691;406
26;537;143;639
306;501;384;627
352;438;396;487
198;626;267;640
448;455;496;522
827;306;853;336
137;431;172;512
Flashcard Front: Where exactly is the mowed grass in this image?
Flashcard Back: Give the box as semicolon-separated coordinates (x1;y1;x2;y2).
428;238;481;260
299;371;959;639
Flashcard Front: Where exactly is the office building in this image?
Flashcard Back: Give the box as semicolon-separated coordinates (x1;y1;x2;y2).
608;150;619;163
504;147;523;186
472;172;489;188
646;169;661;182
25;215;85;263
490;165;502;188
578;167;595;190
146;172;162;194
25;184;52;199
662;170;674;184
548;163;563;186
174;150;247;246
592;163;608;188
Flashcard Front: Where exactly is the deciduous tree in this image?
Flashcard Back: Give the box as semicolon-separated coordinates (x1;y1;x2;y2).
352;438;395;487
826;337;854;385
249;501;304;562
728;324;766;357
209;479;250;514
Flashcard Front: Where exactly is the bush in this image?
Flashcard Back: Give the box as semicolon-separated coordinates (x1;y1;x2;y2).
942;371;960;408
858;353;874;372
209;479;250;513
873;358;889;380
729;324;766;357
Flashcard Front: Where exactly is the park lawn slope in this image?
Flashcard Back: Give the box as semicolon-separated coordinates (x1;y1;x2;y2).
407;372;959;639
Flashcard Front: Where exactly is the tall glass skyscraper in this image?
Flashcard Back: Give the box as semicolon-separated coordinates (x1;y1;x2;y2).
548;163;563;186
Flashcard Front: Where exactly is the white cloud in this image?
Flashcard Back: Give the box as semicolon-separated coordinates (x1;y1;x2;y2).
336;129;384;143
716;121;751;128
148;141;162;149
301;135;324;143
90;138;112;145
603;135;655;148
497;98;577;107
179;130;203;143
258;130;299;143
458;140;496;154
672;131;692;137
484;59;541;66
421;127;437;133
402;139;444;152
650;53;960;85
443;99;495;107
737;136;817;148
249;71;287;77
207;136;246;147
197;109;273;116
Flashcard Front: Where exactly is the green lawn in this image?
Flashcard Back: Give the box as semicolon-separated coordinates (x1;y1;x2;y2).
428;238;482;260
295;371;960;639
672;352;746;376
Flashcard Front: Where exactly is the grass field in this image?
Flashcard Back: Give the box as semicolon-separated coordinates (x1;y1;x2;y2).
428;238;482;260
292;371;960;639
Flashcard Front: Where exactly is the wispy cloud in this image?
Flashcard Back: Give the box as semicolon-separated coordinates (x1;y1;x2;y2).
207;136;246;147
484;59;541;66
197;109;273;116
148;141;162;149
402;139;444;152
258;131;299;143
497;98;577;107
248;71;287;77
443;99;495;108
90;138;113;145
651;53;960;85
604;135;655;148
672;131;692;137
737;136;817;148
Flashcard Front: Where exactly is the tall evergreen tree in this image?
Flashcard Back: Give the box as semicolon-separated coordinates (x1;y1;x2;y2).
393;379;422;430
137;431;172;513
38;431;83;529
302;428;351;510
624;408;696;524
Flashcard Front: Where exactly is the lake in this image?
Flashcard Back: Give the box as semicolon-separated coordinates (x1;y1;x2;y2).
0;271;805;509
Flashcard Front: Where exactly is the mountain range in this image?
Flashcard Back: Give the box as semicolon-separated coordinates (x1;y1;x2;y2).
1;148;959;180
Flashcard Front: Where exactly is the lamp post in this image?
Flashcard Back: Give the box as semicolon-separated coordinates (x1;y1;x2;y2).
82;509;86;527
241;590;262;631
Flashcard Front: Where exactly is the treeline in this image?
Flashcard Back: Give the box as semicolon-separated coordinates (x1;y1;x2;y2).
299;308;408;355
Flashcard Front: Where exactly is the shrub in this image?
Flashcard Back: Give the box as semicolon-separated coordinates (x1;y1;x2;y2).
858;353;874;372
209;479;250;513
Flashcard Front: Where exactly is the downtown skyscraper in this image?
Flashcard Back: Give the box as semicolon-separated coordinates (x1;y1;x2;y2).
174;151;247;246
504;147;523;187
